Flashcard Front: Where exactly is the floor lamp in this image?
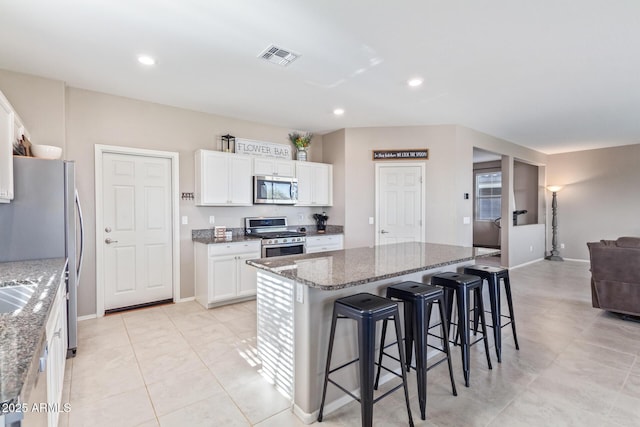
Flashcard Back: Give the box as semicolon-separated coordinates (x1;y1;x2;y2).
546;185;564;261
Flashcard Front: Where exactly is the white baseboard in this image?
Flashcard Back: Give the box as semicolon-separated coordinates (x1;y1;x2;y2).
509;258;545;269
563;258;589;263
292;369;401;424
176;296;195;303
78;314;97;321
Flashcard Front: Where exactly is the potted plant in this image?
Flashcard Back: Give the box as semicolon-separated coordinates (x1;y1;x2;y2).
288;132;313;161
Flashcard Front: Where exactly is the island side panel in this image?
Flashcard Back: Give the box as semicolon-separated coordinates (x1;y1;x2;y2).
256;271;296;400
293;261;475;420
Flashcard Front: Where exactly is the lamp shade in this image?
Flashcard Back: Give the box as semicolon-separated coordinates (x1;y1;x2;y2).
547;185;563;192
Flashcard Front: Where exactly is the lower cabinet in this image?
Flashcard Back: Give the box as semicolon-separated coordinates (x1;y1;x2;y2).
305;234;344;254
195;241;261;308
45;281;67;427
22;274;67;427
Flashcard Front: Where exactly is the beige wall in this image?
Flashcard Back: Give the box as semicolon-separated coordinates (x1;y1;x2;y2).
323;125;549;257
0;69;66;150
1;69;327;316
547;144;640;260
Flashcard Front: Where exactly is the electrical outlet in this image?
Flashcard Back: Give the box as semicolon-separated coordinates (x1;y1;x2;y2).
297;213;304;221
369;217;374;225
181;216;188;225
560;243;565;249
296;283;304;303
529;245;533;252
209;216;215;225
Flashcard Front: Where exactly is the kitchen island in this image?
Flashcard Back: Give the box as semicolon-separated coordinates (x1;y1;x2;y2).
246;242;499;423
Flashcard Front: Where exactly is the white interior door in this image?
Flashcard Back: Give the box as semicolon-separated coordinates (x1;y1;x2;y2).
102;152;173;310
376;164;425;245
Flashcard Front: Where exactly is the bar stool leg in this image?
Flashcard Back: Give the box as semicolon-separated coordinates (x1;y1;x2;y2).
318;308;339;422
503;275;520;350
436;300;458;396
414;299;428;420
404;301;415;372
373;319;388;390
357;315;377;427
393;313;415;427
487;276;502;362
442;287;455;345
457;287;471;387
475;287;493;370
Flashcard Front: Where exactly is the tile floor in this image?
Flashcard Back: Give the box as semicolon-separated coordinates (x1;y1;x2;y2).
59;260;640;426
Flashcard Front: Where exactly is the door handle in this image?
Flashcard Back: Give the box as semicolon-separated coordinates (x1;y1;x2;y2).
380;230;390;234
105;238;119;244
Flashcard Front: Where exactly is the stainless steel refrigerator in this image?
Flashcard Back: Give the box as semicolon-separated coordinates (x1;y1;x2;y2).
0;157;84;358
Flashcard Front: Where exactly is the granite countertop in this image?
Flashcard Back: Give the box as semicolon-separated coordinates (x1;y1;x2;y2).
192;225;344;245
0;258;67;408
246;242;499;290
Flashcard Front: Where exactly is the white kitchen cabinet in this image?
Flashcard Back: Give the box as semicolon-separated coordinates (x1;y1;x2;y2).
253;157;296;177
194;240;261;308
295;161;333;206
195;149;252;206
305;234;344;254
46;274;67;427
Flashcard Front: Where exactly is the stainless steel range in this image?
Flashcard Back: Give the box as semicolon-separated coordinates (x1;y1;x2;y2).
245;217;306;258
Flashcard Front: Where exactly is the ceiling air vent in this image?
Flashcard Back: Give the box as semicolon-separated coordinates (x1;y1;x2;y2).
258;44;300;66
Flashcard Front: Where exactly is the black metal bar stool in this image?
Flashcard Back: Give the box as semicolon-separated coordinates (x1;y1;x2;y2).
431;272;492;387
463;264;520;362
318;293;414;427
373;281;457;420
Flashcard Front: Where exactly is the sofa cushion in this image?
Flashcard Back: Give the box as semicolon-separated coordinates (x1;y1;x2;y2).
616;237;640;248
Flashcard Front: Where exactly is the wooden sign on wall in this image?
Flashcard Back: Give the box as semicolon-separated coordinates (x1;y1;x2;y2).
235;138;292;159
372;149;429;160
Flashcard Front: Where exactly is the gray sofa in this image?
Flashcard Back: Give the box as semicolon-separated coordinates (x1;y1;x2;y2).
587;237;640;316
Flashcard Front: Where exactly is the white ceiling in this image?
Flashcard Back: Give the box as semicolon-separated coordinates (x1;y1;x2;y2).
1;1;639;154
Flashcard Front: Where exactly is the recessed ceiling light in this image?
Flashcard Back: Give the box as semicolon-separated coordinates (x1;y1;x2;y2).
333;108;345;116
137;55;156;66
407;78;423;87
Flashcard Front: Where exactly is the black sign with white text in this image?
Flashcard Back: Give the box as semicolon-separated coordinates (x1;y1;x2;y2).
372;149;429;160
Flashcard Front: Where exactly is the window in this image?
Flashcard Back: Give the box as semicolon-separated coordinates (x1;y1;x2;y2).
475;172;501;221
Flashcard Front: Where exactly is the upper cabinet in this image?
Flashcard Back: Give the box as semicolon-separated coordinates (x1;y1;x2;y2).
253;157;296;177
195;149;253;206
0;90;28;204
296;161;333;206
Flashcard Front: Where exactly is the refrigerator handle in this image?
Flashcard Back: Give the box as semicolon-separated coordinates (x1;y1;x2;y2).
75;189;84;284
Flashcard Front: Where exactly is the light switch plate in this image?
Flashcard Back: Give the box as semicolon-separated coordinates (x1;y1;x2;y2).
296;283;304;303
463;216;471;225
209;216;215;225
181;216;188;225
369;217;374;225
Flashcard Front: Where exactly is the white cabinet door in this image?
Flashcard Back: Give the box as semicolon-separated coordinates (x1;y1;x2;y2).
46;281;67;427
314;164;332;206
237;252;258;297
253;157;295;177
0;92;15;203
295;162;314;205
195;150;252;206
196;150;229;205
228;156;253;205
209;255;237;302
295;162;333;206
274;160;295;177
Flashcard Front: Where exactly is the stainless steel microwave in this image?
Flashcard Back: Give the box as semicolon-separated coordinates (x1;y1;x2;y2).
254;175;298;205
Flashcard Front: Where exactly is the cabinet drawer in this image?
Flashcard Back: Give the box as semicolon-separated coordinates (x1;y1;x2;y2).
208;240;261;257
306;234;344;247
